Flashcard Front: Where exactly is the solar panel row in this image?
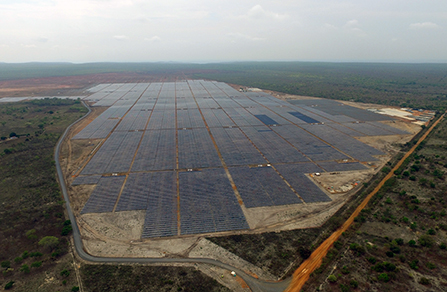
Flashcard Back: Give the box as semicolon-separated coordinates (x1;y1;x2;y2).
210;127;266;166
75;80;409;238
132;129;176;171
72;175;102;186
179;169;249;235
230;166;301;208
178;128;221;169
80;176;126;214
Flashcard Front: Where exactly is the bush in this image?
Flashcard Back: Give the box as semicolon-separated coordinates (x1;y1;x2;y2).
419;277;430;285
386;251;394;257
26;229;38;240
61;269;70;277
72;287;80;292
350;280;359;288
38;236;59;250
427;229;436;235
349;243;365;256
395;238;404;245
439;242;446;250
14;257;23;263
418;235;434;247
408;240;416;247
328;274;337;283
378;273;390;282
30;252;43;258
390;246;401;254
1;260;11;268
22;251;29;259
426;262;436;270
384;262;396;272
4;281;14;290
20;264;30;274
409;260;419;270
367;257;377;264
31;261;42;268
299;247;311;259
339;284;350;292
341;266;350;274
61;225;73;236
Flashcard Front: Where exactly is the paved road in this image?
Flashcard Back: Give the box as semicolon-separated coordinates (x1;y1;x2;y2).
55;101;289;292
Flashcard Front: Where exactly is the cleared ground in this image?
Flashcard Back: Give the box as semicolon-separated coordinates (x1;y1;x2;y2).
59;80;421;283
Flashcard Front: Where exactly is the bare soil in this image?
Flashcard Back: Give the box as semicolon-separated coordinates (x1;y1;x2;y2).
59;87;424;287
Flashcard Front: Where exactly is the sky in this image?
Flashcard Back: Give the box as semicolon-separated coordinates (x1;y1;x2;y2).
0;0;446;63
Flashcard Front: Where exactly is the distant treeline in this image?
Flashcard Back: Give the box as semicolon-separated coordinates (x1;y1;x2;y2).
1;62;447;110
191;62;447;111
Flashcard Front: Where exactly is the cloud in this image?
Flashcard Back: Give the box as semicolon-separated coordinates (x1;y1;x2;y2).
343;19;366;36
113;35;129;40
245;5;288;21
323;23;338;30
409;22;440;29
144;36;161;42
36;37;49;43
344;19;359;28
227;32;266;41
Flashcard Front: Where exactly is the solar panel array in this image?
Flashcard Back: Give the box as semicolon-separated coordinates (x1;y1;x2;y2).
80;176;126;214
179;169;249;235
73;80;409;238
230;166;301;208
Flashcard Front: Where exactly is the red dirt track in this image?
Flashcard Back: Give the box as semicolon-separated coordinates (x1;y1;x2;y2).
285;112;445;292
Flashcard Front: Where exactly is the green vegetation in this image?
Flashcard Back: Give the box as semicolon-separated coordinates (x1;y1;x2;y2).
0;99;85;290
2;62;447;111
81;265;230;292
208;229;321;277
0;97;228;291
192;62;447;111
303;117;447;291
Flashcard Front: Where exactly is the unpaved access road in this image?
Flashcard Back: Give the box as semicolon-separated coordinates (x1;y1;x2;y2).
284;112;445;292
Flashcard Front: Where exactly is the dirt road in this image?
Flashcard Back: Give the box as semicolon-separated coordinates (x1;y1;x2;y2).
284;112;445;292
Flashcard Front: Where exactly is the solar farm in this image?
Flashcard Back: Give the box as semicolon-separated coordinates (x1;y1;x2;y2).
70;80;412;239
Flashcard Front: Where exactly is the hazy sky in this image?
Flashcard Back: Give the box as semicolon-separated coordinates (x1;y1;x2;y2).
1;0;446;63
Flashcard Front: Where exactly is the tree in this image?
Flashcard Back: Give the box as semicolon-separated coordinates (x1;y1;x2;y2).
38;236;59;250
9;132;16;138
1;260;11;268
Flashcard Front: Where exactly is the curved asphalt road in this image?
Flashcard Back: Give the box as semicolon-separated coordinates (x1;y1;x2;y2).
55;101;289;292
